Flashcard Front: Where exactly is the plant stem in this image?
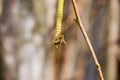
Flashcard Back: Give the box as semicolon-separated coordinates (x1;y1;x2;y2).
71;0;104;80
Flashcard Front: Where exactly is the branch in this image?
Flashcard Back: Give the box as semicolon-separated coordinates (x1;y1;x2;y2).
71;0;104;80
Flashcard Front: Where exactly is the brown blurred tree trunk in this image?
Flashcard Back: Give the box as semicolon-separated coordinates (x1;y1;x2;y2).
106;0;119;80
84;0;109;80
0;33;4;80
0;0;2;16
0;0;5;80
1;0;20;80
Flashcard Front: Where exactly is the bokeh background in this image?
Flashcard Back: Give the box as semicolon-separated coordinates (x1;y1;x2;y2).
0;0;120;80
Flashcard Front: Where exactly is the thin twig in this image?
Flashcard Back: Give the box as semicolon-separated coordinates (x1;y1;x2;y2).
71;0;104;80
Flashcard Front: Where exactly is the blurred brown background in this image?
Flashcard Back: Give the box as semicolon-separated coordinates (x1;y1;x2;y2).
0;0;120;80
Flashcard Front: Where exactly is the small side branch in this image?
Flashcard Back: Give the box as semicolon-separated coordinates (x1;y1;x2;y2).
71;0;104;80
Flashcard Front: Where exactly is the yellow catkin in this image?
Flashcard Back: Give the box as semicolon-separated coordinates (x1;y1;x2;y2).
55;0;64;37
